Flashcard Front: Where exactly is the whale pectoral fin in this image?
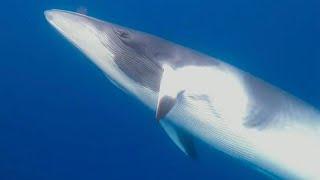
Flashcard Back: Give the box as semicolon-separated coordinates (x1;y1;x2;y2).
156;95;176;120
156;64;182;121
160;121;197;158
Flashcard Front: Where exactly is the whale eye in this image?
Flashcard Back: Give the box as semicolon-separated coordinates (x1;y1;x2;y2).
113;28;130;39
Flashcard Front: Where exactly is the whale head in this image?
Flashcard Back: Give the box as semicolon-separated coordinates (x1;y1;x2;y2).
45;10;169;103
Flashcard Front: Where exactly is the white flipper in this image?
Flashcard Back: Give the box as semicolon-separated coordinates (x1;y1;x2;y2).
160;120;197;158
156;64;182;120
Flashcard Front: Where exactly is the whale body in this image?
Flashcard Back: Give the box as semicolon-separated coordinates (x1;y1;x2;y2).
45;9;320;179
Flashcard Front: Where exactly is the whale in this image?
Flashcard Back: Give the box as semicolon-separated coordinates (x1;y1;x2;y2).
45;9;320;179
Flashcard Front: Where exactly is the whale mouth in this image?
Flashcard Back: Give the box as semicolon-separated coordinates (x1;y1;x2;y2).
45;9;162;93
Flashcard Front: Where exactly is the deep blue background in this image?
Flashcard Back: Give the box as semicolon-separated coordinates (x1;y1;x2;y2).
1;0;320;179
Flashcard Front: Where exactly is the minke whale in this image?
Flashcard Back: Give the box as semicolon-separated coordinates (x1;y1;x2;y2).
45;9;320;179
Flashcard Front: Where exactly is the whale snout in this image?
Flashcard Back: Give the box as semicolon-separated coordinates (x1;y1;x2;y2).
44;9;124;70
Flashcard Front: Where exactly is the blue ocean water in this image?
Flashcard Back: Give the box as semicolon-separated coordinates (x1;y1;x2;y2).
1;0;320;179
